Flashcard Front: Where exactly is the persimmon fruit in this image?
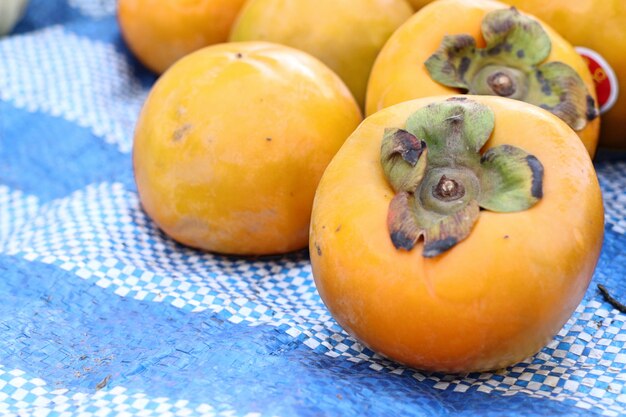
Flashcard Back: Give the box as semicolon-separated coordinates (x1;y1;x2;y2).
310;96;604;372
117;0;247;73
133;42;362;255
366;0;600;156
402;0;626;148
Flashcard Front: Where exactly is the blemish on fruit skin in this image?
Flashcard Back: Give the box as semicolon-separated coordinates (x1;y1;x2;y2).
235;52;243;59
266;137;272;142
172;123;192;142
315;242;322;256
335;225;342;232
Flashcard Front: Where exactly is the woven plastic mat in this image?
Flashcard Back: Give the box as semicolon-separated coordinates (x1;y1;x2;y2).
1;1;625;416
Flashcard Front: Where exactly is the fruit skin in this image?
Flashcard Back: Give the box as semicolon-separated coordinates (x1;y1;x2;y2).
405;0;430;9
117;0;247;74
310;95;604;373
229;0;414;108
133;42;362;255
366;0;600;157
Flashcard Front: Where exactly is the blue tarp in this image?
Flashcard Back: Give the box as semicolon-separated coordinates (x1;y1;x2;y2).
0;1;625;416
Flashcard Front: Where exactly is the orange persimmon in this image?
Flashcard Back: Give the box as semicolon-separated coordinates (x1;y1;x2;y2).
404;0;626;148
366;0;600;156
117;0;247;74
310;95;604;372
133;42;362;255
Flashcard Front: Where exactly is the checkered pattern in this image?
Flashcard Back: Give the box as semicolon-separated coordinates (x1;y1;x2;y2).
0;181;624;415
67;0;115;18
0;26;147;153
597;161;626;234
0;366;258;417
1;1;626;416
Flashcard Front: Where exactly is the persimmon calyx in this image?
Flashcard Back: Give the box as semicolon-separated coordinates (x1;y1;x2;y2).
424;7;599;131
381;98;544;258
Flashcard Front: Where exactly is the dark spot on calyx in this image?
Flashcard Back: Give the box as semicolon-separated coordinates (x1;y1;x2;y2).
424;237;458;258
458;57;471;82
535;70;552;96
489;14;515;34
447;97;468;102
392;129;426;166
447;35;475;58
516;49;525;58
487;45;502;56
586;95;599;121
391;231;417;250
526;155;544;199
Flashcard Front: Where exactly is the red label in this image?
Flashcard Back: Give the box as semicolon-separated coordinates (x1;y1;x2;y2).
576;47;619;114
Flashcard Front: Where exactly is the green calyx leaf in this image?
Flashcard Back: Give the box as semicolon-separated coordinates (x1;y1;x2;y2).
526;62;599;131
424;7;598;131
380;128;428;193
381;98;544;257
478;145;543;211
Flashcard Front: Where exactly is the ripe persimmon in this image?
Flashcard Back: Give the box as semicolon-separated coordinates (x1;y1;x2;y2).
366;0;600;156
403;0;626;148
310;96;603;372
118;0;247;73
133;42;361;255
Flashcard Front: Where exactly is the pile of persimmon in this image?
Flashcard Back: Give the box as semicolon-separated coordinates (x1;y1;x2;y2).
124;0;611;372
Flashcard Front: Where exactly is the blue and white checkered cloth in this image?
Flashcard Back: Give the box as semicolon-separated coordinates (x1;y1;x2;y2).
1;1;625;416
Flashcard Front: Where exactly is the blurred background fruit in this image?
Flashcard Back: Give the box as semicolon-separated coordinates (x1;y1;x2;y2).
405;0;626;148
229;0;414;107
0;0;29;36
117;0;247;74
366;0;600;156
133;42;362;255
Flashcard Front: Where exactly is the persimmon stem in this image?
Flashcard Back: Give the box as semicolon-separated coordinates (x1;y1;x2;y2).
488;72;516;97
433;175;465;201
